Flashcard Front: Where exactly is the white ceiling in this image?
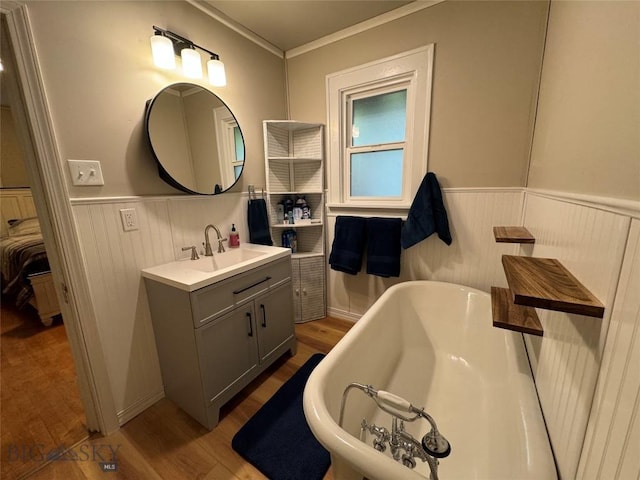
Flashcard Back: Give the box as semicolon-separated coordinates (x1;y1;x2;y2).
204;0;414;52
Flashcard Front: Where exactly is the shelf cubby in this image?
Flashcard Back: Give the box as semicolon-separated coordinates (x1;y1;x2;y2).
267;192;323;226
264;121;327;323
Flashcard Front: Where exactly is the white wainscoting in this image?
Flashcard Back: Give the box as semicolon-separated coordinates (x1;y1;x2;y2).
71;192;252;423
71;186;640;480
326;188;524;318
521;192;631;480
577;218;640;480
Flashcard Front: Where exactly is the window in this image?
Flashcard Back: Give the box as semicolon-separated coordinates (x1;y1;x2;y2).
348;87;408;198
214;106;244;187
327;45;434;208
232;125;245;180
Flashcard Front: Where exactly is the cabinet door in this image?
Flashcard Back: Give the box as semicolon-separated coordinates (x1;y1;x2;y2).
299;256;326;322
256;281;294;364
195;305;258;405
291;258;302;322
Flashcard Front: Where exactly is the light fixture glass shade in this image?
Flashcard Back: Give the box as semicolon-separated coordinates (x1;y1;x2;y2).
181;48;202;79
150;34;175;70
207;58;226;87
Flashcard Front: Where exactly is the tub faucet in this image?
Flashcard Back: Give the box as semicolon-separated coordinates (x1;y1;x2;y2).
204;224;227;255
340;383;450;480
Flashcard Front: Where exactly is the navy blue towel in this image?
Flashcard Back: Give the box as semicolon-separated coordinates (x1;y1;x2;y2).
366;217;402;277
247;199;273;246
329;216;367;275
401;172;452;249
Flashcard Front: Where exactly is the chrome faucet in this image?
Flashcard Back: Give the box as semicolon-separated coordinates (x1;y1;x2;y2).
204;224;227;255
339;383;451;480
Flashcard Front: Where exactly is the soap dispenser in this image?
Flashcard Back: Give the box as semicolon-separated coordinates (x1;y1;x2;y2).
229;224;240;248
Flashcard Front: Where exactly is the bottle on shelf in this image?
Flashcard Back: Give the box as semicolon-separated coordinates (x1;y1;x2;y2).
229;224;240;248
276;201;285;224
281;229;297;253
284;197;294;223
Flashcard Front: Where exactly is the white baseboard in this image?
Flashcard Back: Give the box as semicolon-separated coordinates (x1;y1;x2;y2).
117;389;165;426
327;307;360;323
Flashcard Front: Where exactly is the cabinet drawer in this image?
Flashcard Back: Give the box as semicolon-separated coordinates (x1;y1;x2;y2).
191;256;291;328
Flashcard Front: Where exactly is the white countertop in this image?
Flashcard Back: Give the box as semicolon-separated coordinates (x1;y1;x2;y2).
141;244;291;292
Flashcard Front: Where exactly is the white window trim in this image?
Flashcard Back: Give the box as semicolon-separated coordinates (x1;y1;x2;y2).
326;45;434;210
213;106;241;187
345;79;412;203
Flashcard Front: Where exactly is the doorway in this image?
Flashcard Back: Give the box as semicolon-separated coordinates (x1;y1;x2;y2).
0;16;90;479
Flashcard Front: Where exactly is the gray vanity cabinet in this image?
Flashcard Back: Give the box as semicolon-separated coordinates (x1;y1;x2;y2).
144;256;296;430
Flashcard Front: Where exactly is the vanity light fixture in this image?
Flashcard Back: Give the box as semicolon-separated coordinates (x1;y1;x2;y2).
150;31;176;70
151;26;226;86
207;54;226;87
181;46;203;79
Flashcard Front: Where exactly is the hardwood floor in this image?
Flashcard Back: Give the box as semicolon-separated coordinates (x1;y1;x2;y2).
25;316;353;480
0;301;88;480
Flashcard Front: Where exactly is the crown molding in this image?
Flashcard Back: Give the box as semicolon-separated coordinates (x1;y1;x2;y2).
185;0;284;58
286;0;446;59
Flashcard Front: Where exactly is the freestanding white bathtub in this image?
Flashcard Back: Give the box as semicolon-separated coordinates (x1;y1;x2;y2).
304;281;557;480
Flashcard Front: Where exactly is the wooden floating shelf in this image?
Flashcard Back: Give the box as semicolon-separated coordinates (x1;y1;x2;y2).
491;287;543;336
493;226;535;244
502;255;605;318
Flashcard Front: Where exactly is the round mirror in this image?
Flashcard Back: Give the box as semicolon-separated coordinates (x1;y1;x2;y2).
144;83;245;195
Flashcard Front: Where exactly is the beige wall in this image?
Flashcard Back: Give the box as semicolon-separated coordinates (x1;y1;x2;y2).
528;0;640;201
25;0;285;198
286;1;549;188
149;92;194;188
183;90;223;192
0;106;30;187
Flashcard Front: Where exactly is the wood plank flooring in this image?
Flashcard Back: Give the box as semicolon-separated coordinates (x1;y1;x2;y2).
1;301;88;480
24;317;353;480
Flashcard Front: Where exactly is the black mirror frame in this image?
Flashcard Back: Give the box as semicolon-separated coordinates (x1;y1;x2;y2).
144;84;245;195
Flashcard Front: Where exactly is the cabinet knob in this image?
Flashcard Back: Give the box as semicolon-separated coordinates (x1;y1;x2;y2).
295;288;300;296
303;288;307;295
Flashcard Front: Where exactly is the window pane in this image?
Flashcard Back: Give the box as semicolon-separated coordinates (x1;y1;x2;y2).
234;126;245;161
352;90;406;147
350;149;403;197
234;165;242;180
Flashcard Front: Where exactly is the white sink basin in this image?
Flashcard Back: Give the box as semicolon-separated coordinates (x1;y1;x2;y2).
189;248;266;272
141;244;290;291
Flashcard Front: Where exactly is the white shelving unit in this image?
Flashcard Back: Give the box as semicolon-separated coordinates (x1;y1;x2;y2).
263;120;326;322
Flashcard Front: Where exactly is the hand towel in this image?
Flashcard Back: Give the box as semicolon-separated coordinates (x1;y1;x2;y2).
329;216;367;275
401;172;452;249
247;199;273;246
366;217;402;278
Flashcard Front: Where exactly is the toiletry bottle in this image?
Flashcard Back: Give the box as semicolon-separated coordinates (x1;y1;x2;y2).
229;224;240;248
276;201;285;224
289;230;297;253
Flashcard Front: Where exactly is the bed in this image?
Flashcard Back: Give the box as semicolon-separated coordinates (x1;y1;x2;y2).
1;216;61;326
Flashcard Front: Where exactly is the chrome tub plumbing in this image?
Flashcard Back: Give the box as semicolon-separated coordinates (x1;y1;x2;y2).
339;383;451;480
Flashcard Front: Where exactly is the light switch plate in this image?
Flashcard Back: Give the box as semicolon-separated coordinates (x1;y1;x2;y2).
68;159;104;186
119;208;138;231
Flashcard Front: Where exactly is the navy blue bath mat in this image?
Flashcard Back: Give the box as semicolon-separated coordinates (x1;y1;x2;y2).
231;353;330;480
